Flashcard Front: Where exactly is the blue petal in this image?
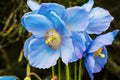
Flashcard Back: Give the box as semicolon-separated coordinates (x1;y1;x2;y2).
82;0;94;12
24;36;34;58
63;7;89;32
22;14;53;37
50;11;71;36
70;32;86;62
69;51;79;62
27;37;60;69
85;7;114;34
60;37;74;64
93;47;108;73
88;30;119;53
72;32;86;58
0;76;17;80
38;3;65;17
84;54;95;80
27;0;40;11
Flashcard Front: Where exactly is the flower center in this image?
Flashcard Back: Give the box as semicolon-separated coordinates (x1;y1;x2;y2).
45;29;61;50
94;48;105;58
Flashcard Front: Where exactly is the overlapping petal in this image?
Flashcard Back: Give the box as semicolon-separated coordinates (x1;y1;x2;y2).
27;0;40;11
88;30;119;53
72;32;86;58
22;14;53;37
49;11;71;36
84;54;95;80
38;3;65;17
63;7;89;32
60;37;74;64
82;0;94;12
85;7;114;34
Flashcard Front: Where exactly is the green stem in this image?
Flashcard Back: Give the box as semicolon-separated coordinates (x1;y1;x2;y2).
66;64;70;80
58;59;61;80
52;66;55;77
74;62;77;80
78;60;82;80
18;49;23;62
26;63;30;76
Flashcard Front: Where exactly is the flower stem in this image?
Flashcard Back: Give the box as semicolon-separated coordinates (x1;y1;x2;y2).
58;59;61;80
78;60;82;80
18;49;23;62
66;64;70;80
52;66;55;77
26;63;30;76
74;62;77;80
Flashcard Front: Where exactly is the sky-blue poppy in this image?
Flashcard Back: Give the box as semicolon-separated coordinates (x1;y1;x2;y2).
22;1;74;69
84;30;119;80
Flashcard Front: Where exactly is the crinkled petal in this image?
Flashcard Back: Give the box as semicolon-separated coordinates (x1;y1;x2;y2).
63;7;89;31
84;54;95;80
85;7;114;34
24;36;34;58
50;11;71;36
22;14;53;37
82;0;94;12
27;37;60;69
38;3;65;17
88;30;119;53
93;47;108;73
27;0;40;11
60;37;74;64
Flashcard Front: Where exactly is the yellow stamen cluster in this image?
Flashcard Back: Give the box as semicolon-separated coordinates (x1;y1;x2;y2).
45;29;61;50
94;48;105;58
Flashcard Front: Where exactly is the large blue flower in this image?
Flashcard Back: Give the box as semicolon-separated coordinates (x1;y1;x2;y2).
0;76;17;80
26;0;90;62
22;1;74;69
84;30;119;80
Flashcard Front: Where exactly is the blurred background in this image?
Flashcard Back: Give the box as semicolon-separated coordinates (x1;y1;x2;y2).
0;0;120;80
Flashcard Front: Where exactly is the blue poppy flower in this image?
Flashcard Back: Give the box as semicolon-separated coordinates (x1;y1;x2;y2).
0;76;17;80
82;0;114;34
84;30;119;80
25;0;89;63
66;0;114;62
22;1;74;69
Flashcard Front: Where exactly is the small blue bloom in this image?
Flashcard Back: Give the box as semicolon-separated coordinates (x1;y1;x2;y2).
84;30;119;80
0;76;17;80
22;1;74;69
82;0;114;34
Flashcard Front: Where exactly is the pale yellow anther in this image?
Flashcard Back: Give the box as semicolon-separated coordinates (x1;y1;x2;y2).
99;53;105;58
